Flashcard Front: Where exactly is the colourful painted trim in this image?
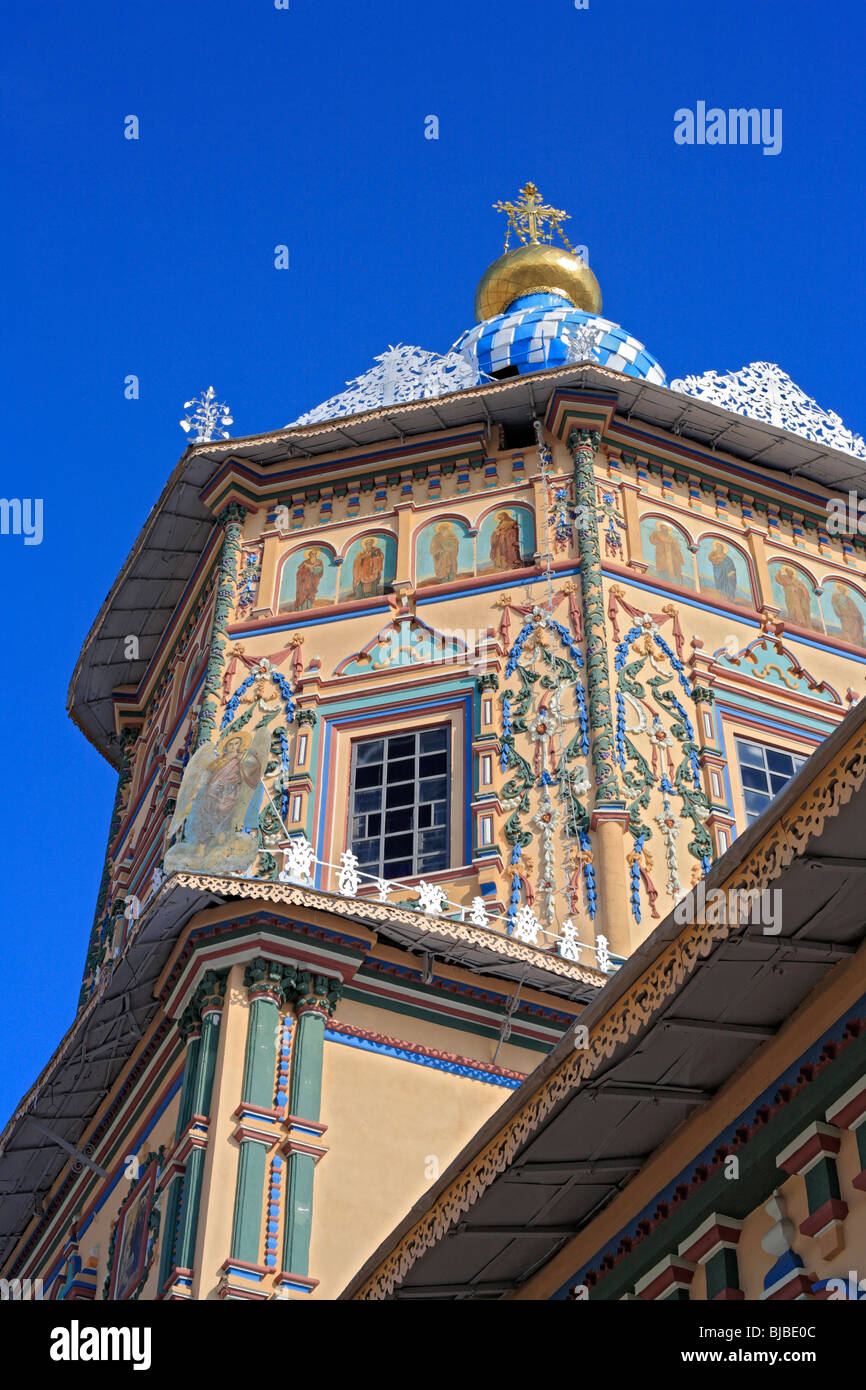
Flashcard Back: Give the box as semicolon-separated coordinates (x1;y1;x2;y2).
324;1020;526;1088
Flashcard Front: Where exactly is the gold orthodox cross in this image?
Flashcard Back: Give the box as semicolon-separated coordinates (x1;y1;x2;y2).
493;182;574;252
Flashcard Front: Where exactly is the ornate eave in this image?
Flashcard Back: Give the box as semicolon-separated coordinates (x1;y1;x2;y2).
68;359;866;766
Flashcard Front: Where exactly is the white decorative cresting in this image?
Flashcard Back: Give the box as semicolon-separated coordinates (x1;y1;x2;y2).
468;896;489;927
562;320;603;364
669;362;866;460
290;344;479;425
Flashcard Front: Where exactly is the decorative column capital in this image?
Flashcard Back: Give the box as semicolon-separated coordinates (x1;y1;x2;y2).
477;672;500;693
690;685;715;705
177;1001;203;1043
192;968;228;1019
118;726;141;755
217;502;247;530
294;972;343;1019
567;426;601;454
244;956;296;1005
295;708;318;727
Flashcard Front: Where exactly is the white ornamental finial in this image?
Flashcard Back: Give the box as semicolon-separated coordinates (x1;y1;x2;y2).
180;386;234;443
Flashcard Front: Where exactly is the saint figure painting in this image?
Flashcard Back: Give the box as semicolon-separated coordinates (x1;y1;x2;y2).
352;536;385;597
165;720;274;875
489;510;522;571
430;522;460;582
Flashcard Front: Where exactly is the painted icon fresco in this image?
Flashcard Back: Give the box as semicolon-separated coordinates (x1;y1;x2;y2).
640;517;695;588
768;561;823;632
165;719;274;875
820;579;866;647
415;517;474;587
477;506;533;573
697;537;754;605
107;1161;157;1300
278;545;337;612
340;532;396;601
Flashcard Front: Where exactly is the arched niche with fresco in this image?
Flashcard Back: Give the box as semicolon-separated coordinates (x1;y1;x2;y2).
339;531;397;602
639;515;696;590
768;560;824;635
476;504;535;575
278;543;338;614
820;576;866;648
414;516;475;588
695;534;756;608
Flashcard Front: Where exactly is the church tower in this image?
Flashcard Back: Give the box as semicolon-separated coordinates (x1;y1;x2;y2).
2;185;865;1301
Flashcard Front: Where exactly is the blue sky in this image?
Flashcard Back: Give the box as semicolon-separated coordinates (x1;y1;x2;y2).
0;0;863;1122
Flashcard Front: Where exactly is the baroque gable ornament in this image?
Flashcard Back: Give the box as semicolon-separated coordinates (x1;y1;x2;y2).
669;362;866;460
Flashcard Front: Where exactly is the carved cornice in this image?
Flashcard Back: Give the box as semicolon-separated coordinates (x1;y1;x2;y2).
170;874;605;988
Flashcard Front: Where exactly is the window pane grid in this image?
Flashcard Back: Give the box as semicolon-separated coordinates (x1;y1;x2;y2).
735;739;807;826
349;729;450;878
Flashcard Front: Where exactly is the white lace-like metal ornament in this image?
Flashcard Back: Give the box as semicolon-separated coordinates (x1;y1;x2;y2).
416;880;447;916
514;905;541;944
337;851;361;898
279;835;316;886
290;344;479;425
559;919;582;962
669;362;866;460
563;321;601;364
468;897;489;927
180;386;234;442
595;934;612;972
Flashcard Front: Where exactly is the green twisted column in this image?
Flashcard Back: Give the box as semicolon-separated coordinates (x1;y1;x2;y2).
78;726;140;1009
174;971;227;1273
229;959;295;1267
195;503;246;750
568;427;620;804
280;973;343;1284
567;428;635;956
158;1004;203;1292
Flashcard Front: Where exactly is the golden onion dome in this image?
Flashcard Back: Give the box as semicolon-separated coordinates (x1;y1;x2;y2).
474;241;602;322
475;182;602;322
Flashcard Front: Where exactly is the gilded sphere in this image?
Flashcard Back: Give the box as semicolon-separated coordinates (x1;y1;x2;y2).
474;242;602;322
